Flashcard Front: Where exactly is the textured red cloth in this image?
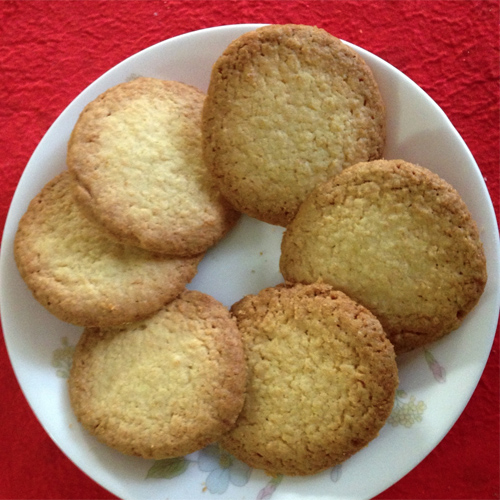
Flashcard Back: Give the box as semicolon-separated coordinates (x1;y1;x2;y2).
1;1;498;499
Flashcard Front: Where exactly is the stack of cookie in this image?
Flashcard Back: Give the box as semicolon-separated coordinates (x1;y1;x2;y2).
200;23;485;476
14;24;487;478
201;23;487;355
15;77;240;328
14;77;246;459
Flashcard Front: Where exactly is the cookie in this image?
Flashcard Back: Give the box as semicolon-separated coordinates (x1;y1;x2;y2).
68;290;247;459
67;77;239;256
14;171;201;327
202;24;386;226
220;283;398;476
280;159;488;353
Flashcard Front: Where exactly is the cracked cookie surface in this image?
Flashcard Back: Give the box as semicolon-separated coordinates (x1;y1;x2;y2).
14;172;201;327
202;24;385;226
220;282;398;476
68;77;239;256
68;290;247;459
280;159;488;353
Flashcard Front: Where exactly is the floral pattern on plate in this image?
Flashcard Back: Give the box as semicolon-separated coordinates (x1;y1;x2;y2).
387;389;427;428
424;348;446;383
51;336;75;378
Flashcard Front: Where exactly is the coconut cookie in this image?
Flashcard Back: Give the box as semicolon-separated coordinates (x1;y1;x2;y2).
67;77;239;256
280;159;488;353
202;24;386;226
14;172;201;327
220;283;398;476
68;290;247;459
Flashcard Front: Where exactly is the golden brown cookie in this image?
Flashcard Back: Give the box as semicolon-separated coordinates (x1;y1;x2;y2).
67;77;239;256
280;159;488;353
68;290;247;459
14;171;201;327
202;24;386;226
220;283;398;476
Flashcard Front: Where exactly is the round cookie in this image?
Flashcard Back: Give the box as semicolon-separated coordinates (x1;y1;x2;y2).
221;283;398;476
202;24;386;226
280;159;488;353
67;77;239;256
14;171;201;327
68;290;247;459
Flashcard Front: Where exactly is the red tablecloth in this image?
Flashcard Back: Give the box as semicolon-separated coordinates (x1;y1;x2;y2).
1;1;499;499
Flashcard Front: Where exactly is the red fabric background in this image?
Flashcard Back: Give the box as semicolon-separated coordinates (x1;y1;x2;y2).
1;1;498;499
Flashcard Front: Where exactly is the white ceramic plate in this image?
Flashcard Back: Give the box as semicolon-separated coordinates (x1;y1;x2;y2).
1;24;499;500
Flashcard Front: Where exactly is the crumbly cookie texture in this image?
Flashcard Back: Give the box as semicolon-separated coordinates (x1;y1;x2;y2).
220;282;398;476
68;290;247;459
14;171;201;327
280;159;488;353
202;24;386;226
67;77;239;256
